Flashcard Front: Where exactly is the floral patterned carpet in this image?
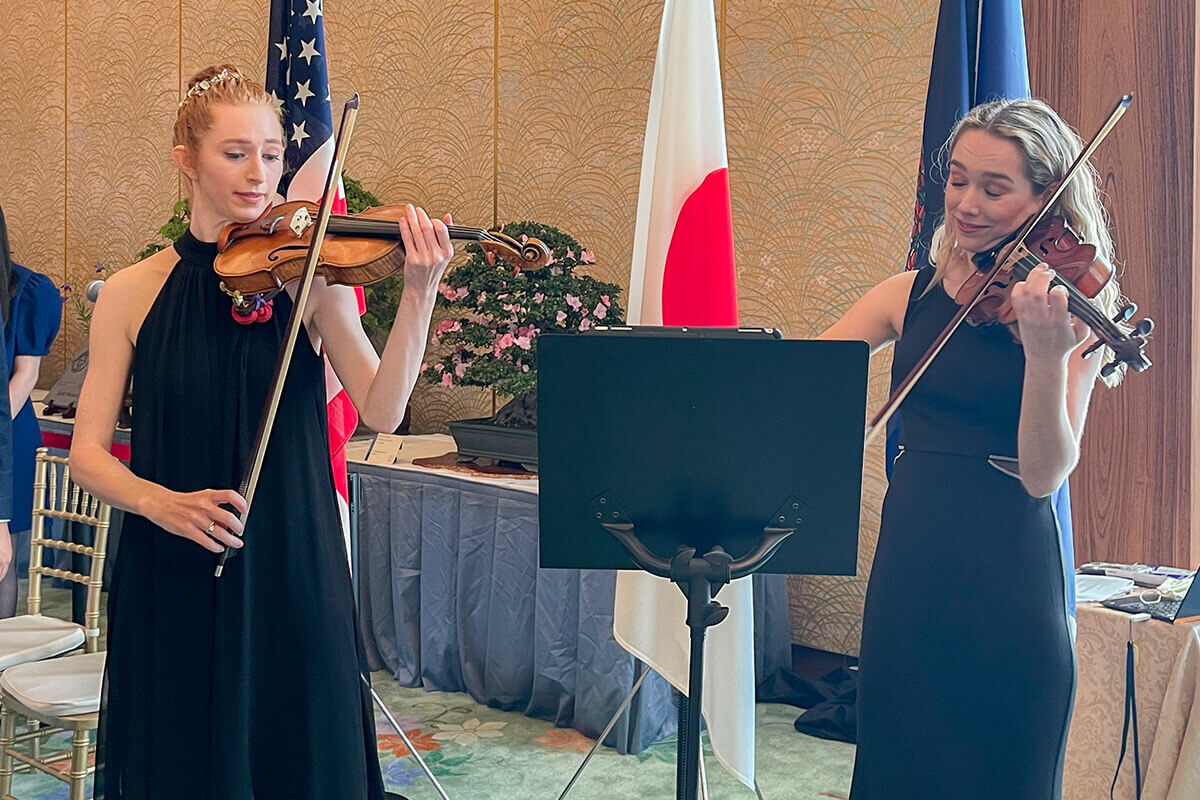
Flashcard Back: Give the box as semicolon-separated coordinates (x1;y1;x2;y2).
10;585;854;799
10;674;854;799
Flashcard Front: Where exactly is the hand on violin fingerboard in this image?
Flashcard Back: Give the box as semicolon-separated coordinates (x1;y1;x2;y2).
1010;264;1091;364
397;204;454;301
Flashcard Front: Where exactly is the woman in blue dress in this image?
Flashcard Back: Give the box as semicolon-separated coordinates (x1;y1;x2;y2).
0;201;61;619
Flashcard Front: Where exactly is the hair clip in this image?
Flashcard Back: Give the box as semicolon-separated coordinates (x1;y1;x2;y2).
178;68;241;109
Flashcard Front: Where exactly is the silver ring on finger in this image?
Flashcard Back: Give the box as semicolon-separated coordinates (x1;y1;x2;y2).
206;521;217;535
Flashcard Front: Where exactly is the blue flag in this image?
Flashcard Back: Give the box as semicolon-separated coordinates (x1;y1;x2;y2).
890;0;1077;613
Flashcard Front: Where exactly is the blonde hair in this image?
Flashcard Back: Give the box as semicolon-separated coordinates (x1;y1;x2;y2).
173;64;282;153
928;98;1126;386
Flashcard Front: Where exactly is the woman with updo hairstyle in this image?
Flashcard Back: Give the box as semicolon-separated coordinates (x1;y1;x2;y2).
821;98;1127;798
71;64;452;800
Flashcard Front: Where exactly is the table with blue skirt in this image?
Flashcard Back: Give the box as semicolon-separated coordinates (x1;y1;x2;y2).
350;435;793;754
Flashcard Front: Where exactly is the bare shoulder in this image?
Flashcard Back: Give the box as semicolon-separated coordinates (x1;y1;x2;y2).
877;269;920;299
96;246;179;346
821;269;920;348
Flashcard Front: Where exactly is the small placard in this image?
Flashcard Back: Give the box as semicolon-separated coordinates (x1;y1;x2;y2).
366;433;404;465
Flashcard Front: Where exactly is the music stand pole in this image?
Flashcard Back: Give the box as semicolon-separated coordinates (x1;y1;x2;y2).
603;524;793;800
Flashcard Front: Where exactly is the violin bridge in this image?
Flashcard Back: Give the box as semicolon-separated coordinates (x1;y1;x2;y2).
290;206;314;238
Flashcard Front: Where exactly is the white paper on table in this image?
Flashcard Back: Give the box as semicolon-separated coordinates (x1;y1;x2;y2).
1076;573;1136;602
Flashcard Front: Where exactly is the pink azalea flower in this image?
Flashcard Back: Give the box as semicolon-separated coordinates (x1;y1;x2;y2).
434;363;445;373
545;253;556;266
580;249;596;264
555;310;568;325
593;303;607;320
566;247;575;260
421;363;429;372
565;294;582;311
478;291;488;303
455;362;468;377
533;293;545;303
434;319;460;335
441;373;454;386
439;284;457;300
550;266;563;276
493;332;515;357
579;318;592;331
515;336;532;350
601;295;610;306
455;287;470;300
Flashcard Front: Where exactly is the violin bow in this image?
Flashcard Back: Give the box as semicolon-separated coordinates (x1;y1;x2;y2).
215;95;360;577
862;94;1132;448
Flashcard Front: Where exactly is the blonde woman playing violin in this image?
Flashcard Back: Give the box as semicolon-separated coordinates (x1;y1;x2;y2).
822;98;1127;800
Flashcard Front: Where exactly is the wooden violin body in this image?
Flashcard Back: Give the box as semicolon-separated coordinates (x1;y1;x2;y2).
213;200;551;305
957;216;1112;326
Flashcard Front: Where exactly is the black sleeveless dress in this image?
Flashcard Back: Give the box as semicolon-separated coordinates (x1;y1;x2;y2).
849;266;1076;799
97;230;384;800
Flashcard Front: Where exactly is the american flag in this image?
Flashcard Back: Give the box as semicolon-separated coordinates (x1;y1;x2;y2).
267;0;364;561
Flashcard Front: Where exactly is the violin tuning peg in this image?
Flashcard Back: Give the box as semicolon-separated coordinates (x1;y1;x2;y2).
1080;339;1105;360
1113;303;1137;324
1101;360;1121;378
1134;318;1154;337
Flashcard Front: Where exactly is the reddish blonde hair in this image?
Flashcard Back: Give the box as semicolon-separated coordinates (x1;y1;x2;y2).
173;64;281;152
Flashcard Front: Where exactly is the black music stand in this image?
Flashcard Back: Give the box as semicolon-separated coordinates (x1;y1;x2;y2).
537;328;868;800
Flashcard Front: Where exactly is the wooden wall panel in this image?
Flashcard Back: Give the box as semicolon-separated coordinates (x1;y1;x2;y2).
1026;0;1197;570
63;1;177;367
0;0;66;373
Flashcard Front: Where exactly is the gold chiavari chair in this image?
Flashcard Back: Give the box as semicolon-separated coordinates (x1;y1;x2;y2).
0;448;112;800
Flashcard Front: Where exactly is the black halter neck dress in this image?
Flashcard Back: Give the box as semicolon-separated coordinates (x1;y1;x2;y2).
97;229;385;799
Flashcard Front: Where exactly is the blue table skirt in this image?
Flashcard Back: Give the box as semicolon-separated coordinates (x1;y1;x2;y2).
352;463;793;754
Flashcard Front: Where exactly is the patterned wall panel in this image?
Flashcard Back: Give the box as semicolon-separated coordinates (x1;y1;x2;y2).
724;0;935;655
0;1;66;376
324;0;498;431
495;0;664;292
181;1;267;94
62;0;178;370
4;0;941;652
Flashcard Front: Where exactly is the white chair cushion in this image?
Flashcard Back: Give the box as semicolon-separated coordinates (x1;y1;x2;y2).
0;651;105;717
0;615;86;670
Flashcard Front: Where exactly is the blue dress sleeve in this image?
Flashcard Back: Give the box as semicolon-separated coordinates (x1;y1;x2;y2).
14;272;63;357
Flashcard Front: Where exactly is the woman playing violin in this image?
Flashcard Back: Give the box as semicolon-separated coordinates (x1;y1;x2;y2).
823;99;1126;799
69;64;450;799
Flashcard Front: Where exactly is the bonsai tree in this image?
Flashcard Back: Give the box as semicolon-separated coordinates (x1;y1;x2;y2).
421;222;624;427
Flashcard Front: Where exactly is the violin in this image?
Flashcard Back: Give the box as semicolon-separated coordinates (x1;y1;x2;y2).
212;200;551;315
957;214;1152;375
